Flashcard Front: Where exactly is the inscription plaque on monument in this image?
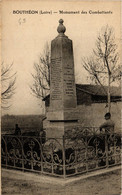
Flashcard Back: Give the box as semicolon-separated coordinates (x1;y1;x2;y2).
51;57;62;101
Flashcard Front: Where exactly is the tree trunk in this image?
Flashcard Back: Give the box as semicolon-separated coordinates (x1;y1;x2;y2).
107;74;111;113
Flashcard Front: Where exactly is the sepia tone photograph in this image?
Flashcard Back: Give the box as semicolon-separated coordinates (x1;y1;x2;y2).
1;0;122;194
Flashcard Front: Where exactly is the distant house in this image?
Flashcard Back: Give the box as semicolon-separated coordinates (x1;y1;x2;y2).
76;84;121;104
43;84;121;132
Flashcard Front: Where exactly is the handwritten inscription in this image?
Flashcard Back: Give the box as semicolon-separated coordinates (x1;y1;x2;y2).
18;18;26;25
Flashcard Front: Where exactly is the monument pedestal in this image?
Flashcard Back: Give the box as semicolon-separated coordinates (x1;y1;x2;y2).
47;108;79;121
44;119;79;138
45;108;79;138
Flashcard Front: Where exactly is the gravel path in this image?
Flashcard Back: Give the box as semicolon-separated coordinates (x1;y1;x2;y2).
2;169;121;195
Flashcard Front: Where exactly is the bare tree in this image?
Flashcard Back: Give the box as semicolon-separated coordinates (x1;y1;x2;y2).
30;43;50;99
82;25;121;112
1;63;16;109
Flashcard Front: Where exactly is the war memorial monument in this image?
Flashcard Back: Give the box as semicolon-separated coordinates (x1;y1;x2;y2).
44;19;79;138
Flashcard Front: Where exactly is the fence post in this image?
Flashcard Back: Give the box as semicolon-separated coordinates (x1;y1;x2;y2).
62;135;66;178
113;134;117;164
105;134;109;168
40;138;43;173
5;136;8;168
21;136;24;172
85;136;88;173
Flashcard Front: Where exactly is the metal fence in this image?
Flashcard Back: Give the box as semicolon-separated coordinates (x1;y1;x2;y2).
1;129;121;178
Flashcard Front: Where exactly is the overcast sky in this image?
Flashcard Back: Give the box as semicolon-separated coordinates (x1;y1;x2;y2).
1;0;121;115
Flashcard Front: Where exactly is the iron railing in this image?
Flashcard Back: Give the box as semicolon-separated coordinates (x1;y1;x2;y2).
1;129;121;178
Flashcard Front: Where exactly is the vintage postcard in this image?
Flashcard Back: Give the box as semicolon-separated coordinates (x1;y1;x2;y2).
1;0;121;194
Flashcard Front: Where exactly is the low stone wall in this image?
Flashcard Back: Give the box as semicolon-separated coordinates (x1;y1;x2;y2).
78;102;121;132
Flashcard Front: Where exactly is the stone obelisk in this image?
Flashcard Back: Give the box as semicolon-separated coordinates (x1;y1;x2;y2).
45;19;78;138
